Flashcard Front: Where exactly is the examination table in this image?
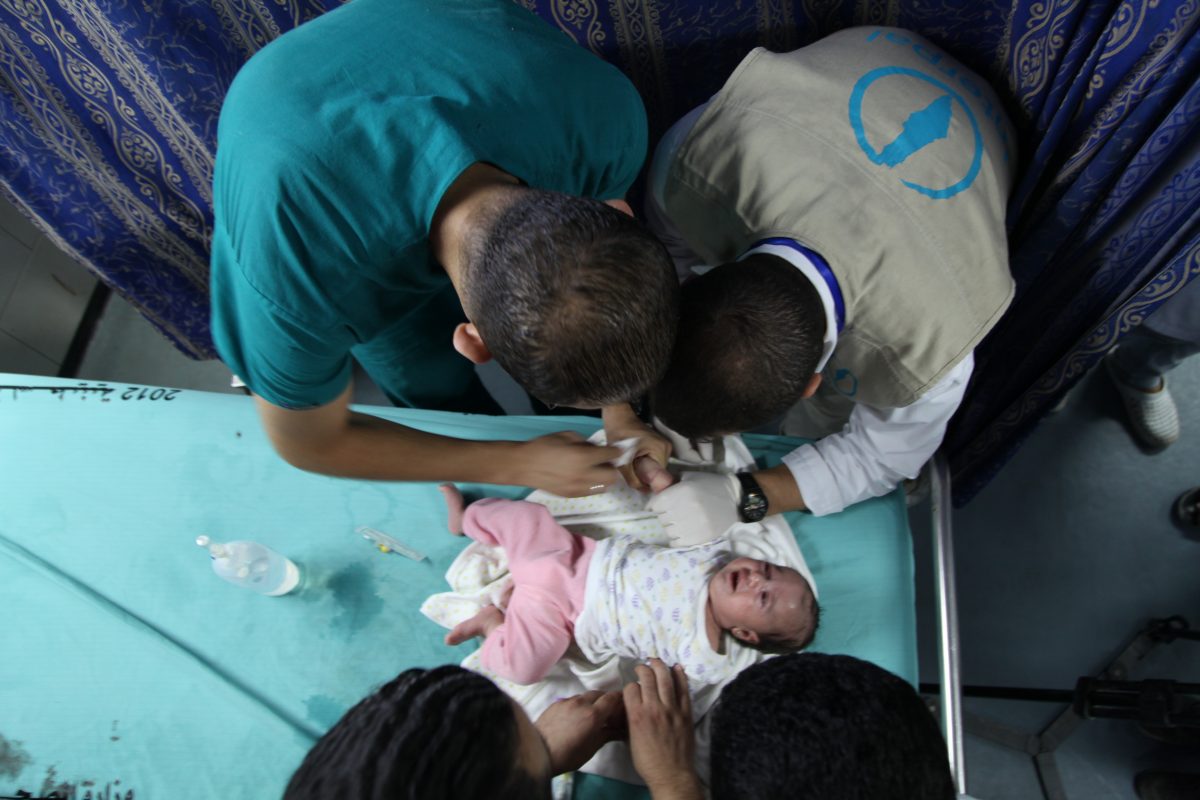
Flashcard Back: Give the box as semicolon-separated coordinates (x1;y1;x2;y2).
0;374;949;799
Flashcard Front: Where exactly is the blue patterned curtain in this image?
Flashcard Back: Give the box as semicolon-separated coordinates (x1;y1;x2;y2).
0;0;339;358
2;0;1198;502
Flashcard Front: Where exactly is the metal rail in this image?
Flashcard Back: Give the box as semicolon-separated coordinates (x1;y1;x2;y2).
930;453;966;795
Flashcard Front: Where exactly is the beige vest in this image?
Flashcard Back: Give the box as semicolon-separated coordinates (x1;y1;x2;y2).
663;27;1016;407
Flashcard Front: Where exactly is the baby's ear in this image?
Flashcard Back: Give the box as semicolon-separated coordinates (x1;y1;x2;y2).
731;627;760;645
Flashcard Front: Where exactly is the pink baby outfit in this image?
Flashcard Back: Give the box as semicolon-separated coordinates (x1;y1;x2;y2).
462;498;596;684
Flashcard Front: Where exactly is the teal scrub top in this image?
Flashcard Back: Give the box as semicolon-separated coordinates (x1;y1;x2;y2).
210;0;648;409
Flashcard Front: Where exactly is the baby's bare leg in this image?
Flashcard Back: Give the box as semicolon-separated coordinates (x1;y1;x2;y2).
439;483;466;535
445;604;505;646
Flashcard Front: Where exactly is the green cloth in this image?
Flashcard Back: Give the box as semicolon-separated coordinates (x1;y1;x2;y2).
0;375;915;799
210;0;648;409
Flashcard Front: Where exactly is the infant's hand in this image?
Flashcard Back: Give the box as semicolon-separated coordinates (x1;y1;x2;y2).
633;454;675;493
443;604;504;646
646;471;740;546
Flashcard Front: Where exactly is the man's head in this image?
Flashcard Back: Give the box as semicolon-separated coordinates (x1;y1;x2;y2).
708;557;818;652
284;665;551;800
459;189;679;408
651;253;825;437
710;653;955;800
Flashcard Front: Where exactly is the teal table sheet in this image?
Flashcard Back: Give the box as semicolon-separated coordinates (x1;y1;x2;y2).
0;374;915;800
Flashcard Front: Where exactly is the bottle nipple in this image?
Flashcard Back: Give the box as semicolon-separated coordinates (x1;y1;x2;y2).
196;535;229;558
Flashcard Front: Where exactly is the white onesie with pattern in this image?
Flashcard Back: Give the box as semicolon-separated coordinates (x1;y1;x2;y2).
573;535;762;686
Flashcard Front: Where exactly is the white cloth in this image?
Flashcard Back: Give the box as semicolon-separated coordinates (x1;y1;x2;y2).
646;103;975;516
420;429;815;787
782;355;972;515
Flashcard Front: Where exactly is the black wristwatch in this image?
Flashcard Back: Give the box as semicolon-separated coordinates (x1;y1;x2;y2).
736;472;769;522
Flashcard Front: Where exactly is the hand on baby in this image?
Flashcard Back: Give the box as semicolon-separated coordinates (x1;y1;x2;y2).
515;431;624;497
646;471;741;546
535;689;627;775
602;404;676;493
625;660;702;798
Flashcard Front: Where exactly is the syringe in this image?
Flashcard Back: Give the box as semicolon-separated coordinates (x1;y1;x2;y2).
356;526;427;562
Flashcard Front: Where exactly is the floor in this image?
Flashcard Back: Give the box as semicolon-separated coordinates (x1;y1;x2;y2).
0;195;97;375
42;290;1200;798
908;357;1200;799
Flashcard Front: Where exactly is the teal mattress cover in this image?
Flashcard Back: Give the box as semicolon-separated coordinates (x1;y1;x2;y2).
0;375;915;799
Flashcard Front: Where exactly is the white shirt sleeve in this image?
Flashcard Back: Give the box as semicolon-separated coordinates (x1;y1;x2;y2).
781;353;974;516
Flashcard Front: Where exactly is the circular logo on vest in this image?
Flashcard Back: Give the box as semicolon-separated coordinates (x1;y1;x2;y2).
848;66;983;200
833;368;859;398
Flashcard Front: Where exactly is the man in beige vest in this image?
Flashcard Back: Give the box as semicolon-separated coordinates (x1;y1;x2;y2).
647;27;1016;518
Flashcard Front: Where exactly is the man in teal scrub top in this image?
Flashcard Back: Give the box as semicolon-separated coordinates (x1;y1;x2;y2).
210;0;678;497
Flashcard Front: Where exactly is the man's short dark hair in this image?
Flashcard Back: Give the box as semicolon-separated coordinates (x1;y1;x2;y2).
284;665;550;800
465;189;679;407
710;653;955;800
651;254;824;437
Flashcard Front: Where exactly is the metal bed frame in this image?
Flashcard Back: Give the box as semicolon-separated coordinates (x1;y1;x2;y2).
925;456;1197;800
931;452;967;795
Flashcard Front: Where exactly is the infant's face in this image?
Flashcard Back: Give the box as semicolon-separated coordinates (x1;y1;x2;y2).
708;557;814;644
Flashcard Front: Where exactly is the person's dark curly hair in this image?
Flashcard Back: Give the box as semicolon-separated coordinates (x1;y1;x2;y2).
651;253;825;437
464;189;679;408
283;666;550;800
710;653;954;800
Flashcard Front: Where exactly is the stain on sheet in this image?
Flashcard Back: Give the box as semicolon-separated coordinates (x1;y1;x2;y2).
0;733;31;778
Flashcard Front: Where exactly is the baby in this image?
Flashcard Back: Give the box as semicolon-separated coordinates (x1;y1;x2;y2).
439;484;819;686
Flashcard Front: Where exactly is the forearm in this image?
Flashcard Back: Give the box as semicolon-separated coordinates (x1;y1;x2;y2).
777;357;973;516
270;407;526;484
776;422;934;517
647;772;705;800
754;463;809;515
256;385;622;495
756;410;947;516
601;401;644;431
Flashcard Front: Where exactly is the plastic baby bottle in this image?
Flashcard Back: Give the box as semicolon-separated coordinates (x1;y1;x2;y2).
195;535;301;596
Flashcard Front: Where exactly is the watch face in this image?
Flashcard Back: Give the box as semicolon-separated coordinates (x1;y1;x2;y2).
737;473;769;522
742;494;768;522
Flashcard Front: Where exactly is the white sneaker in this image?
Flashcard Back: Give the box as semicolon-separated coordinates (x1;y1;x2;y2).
1104;355;1181;447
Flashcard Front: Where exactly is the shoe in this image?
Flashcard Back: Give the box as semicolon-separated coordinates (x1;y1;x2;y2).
1173;487;1200;529
904;466;930;508
1104;354;1181;448
1046;390;1070;415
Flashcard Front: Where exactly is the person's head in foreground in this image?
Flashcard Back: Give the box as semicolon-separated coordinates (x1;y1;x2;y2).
710;652;956;800
651;253;825;437
708;556;819;654
459;188;679;409
283;665;552;800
